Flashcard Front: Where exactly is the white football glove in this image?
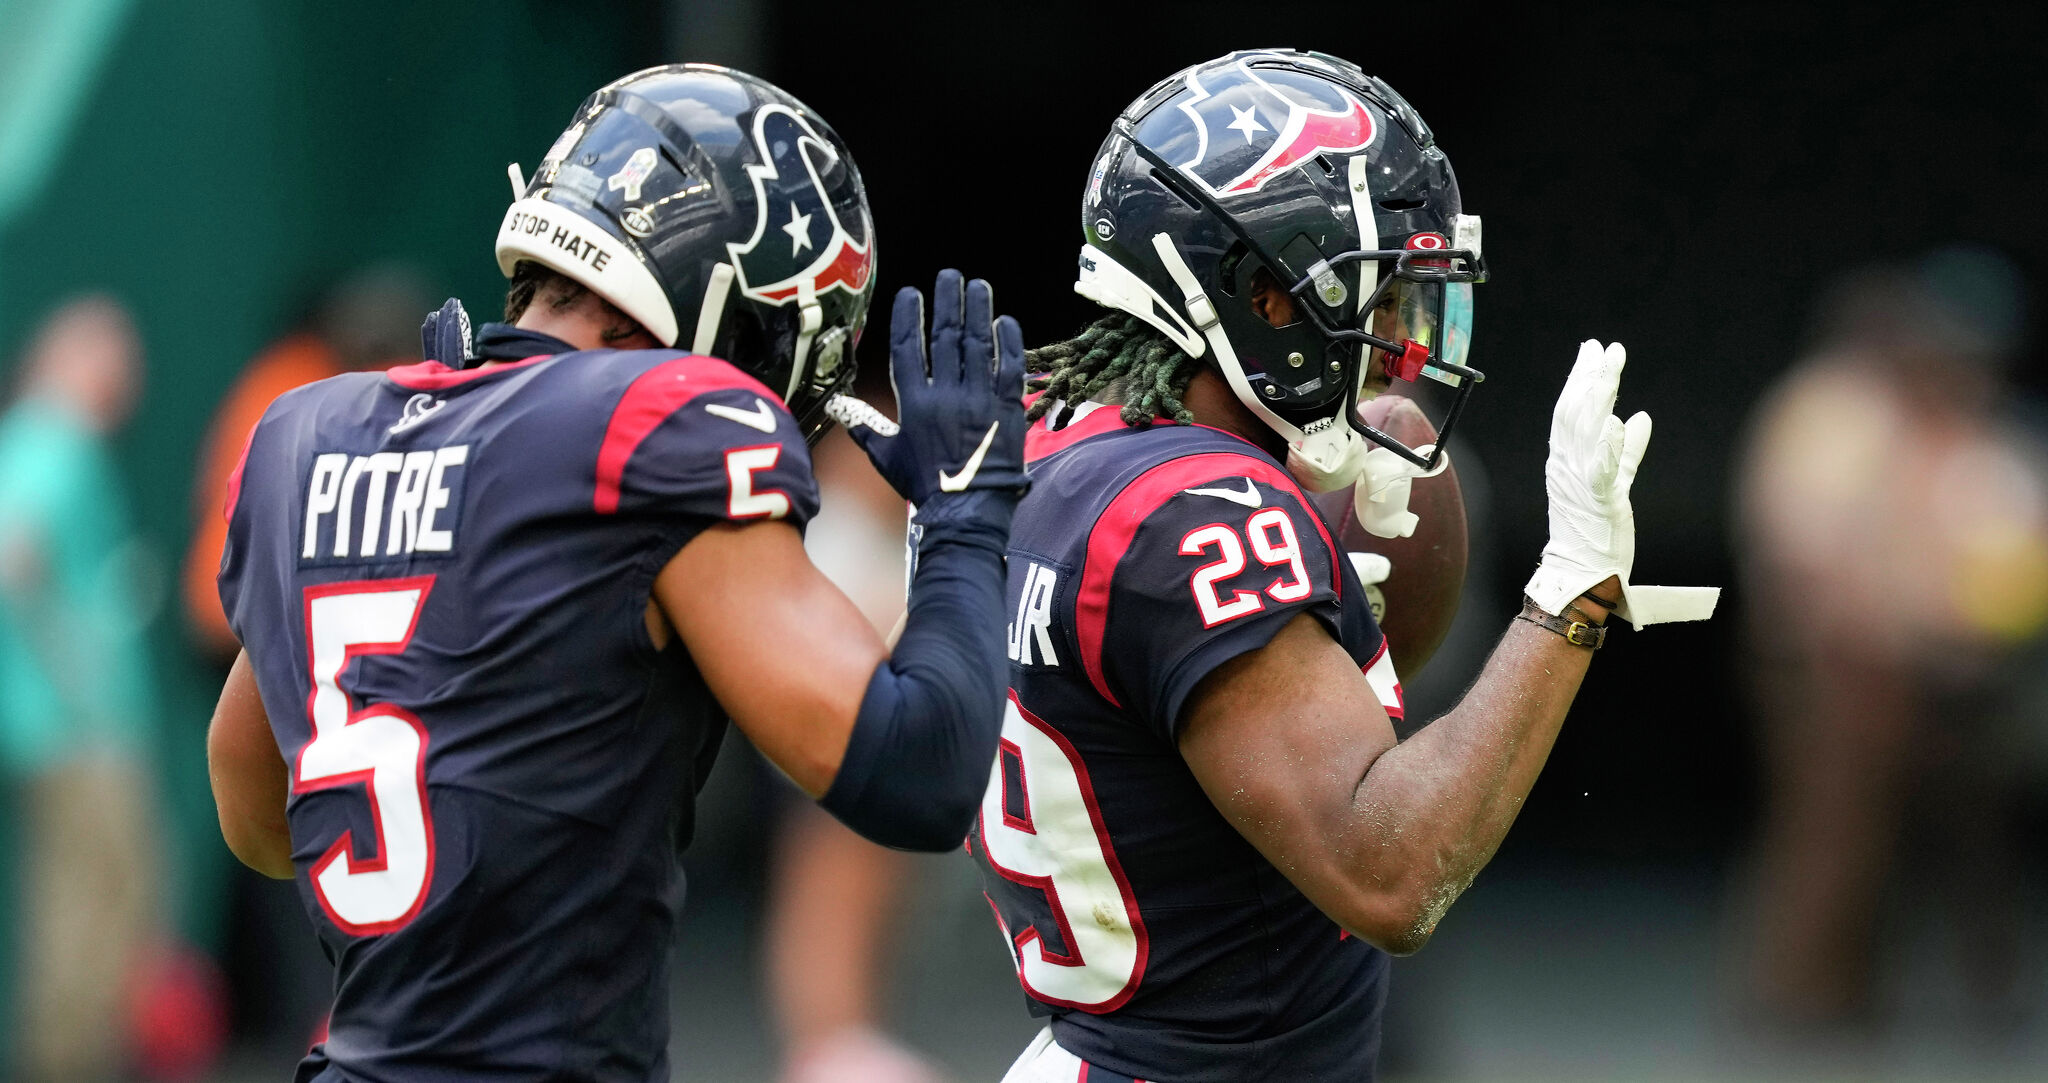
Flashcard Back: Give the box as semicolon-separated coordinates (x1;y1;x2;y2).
1348;551;1392;587
1523;340;1719;629
1349;552;1392;626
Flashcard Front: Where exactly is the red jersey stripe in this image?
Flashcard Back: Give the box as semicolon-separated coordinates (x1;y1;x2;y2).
1073;451;1339;708
221;418;261;526
592;356;780;514
1361;637;1404;721
385;355;554;390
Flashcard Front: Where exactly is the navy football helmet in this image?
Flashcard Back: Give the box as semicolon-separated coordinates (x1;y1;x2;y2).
496;64;875;441
1077;49;1484;482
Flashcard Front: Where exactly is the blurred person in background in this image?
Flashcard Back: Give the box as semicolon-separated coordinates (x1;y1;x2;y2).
0;295;161;1080
1734;248;2048;1039
179;265;433;1061
184;265;433;663
766;423;947;1083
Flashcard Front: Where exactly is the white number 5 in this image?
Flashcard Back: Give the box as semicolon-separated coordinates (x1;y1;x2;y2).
726;446;791;519
297;577;437;936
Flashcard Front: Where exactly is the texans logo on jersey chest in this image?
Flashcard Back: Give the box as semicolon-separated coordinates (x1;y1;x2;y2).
726;106;874;304
1172;59;1376;198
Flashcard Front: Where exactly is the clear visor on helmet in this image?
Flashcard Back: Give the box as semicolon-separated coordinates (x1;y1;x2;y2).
1358;277;1475;401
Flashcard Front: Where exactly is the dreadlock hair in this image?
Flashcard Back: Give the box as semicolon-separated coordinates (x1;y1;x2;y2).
1024;312;1205;430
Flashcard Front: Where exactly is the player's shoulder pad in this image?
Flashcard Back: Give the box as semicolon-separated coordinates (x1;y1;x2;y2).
244;370;388;459
1086;447;1342;593
551;347;778;405
577;349;817;523
265;368;385;421
1075;446;1343;708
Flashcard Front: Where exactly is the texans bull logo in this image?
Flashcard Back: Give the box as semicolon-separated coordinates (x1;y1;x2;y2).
727;105;874;305
1174;59;1376;198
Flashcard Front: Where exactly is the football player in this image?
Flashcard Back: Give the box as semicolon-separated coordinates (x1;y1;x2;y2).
973;50;1719;1080
205;65;1027;1081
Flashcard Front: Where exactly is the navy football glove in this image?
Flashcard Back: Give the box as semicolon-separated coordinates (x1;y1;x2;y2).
834;270;1027;524
419;298;474;366
822;271;1024;849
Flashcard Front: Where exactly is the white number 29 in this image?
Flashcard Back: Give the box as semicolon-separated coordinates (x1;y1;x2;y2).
297;577;437;936
979;696;1147;1012
1179;507;1312;627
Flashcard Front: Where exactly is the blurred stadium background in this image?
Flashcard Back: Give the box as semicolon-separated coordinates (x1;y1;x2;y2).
1;1;2045;1080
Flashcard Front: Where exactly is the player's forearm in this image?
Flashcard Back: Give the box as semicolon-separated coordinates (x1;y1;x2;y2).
1343;617;1594;947
822;512;1012;851
1394;619;1592;846
817;270;1024;850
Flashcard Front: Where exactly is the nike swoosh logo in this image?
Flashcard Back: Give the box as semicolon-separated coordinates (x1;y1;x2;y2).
1183;477;1263;508
704;397;778;433
938;421;1001;492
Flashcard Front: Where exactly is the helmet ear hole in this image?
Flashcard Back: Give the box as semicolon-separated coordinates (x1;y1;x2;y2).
1244;266;1303;330
1216;242;1249;296
714;304;771;373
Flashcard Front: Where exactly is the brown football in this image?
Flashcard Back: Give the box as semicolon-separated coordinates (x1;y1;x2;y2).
1309;395;1469;676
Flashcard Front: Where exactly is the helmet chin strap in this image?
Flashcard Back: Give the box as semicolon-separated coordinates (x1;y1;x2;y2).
787;277;824;404
691;262;735;356
1270;154;1387;494
1347;155;1380;322
1150;231;1370;492
689;261;822;411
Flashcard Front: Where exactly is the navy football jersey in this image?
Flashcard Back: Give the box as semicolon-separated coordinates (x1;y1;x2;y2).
968;400;1404;1082
219;328;818;1083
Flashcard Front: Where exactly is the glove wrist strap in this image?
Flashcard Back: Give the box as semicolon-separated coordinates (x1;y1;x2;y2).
912;490;1020;549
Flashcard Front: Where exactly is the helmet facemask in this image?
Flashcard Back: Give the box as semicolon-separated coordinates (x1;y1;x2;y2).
1281;233;1486;470
1131;136;1486;476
